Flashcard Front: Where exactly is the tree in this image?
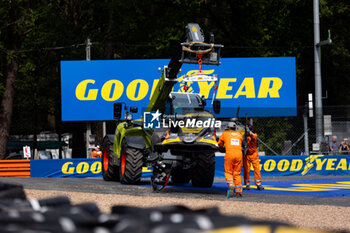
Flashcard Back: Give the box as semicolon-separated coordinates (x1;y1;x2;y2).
0;0;37;159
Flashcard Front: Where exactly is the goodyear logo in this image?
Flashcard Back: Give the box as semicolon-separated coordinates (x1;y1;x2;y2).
61;161;152;175
254;155;350;175
74;69;283;102
62;161;101;174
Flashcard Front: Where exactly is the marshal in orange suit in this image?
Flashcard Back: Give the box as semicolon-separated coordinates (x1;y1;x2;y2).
218;121;243;198
243;125;264;190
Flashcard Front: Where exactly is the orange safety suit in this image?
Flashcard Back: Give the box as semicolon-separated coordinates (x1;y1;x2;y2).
92;150;102;159
218;130;243;194
243;132;262;186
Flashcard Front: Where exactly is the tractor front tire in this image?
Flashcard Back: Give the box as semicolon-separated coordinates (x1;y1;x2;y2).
119;144;143;184
101;138;119;181
192;153;215;188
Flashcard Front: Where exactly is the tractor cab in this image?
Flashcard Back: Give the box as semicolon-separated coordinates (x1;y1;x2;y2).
164;93;205;116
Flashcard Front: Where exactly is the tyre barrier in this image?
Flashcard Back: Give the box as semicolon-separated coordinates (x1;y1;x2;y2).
0;159;30;177
0;181;340;233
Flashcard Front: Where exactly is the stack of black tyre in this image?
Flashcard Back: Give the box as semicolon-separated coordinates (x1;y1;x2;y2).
0;181;339;233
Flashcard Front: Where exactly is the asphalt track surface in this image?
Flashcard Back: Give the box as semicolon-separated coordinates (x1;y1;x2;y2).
1;176;349;207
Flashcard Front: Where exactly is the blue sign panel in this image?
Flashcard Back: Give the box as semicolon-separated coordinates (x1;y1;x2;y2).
30;158;153;178
214;155;350;178
30;159;103;178
30;155;350;178
61;57;296;121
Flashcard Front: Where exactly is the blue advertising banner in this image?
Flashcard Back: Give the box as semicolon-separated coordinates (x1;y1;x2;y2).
31;159;103;178
215;154;350;177
61;57;296;121
30;158;152;178
31;155;350;178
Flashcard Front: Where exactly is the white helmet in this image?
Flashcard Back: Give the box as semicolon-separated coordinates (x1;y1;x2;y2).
228;121;236;128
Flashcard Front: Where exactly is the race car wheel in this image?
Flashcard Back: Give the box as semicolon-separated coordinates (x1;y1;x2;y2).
101;138;119;181
192;152;215;187
171;167;191;185
119;142;143;184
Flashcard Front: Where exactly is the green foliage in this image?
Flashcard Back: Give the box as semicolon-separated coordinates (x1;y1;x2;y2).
253;118;294;154
0;0;349;143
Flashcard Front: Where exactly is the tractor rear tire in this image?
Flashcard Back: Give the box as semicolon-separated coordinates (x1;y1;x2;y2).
101;138;119;181
192;153;215;188
171;167;191;185
119;144;143;184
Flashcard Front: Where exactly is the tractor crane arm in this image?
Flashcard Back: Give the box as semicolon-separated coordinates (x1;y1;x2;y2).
145;53;181;113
